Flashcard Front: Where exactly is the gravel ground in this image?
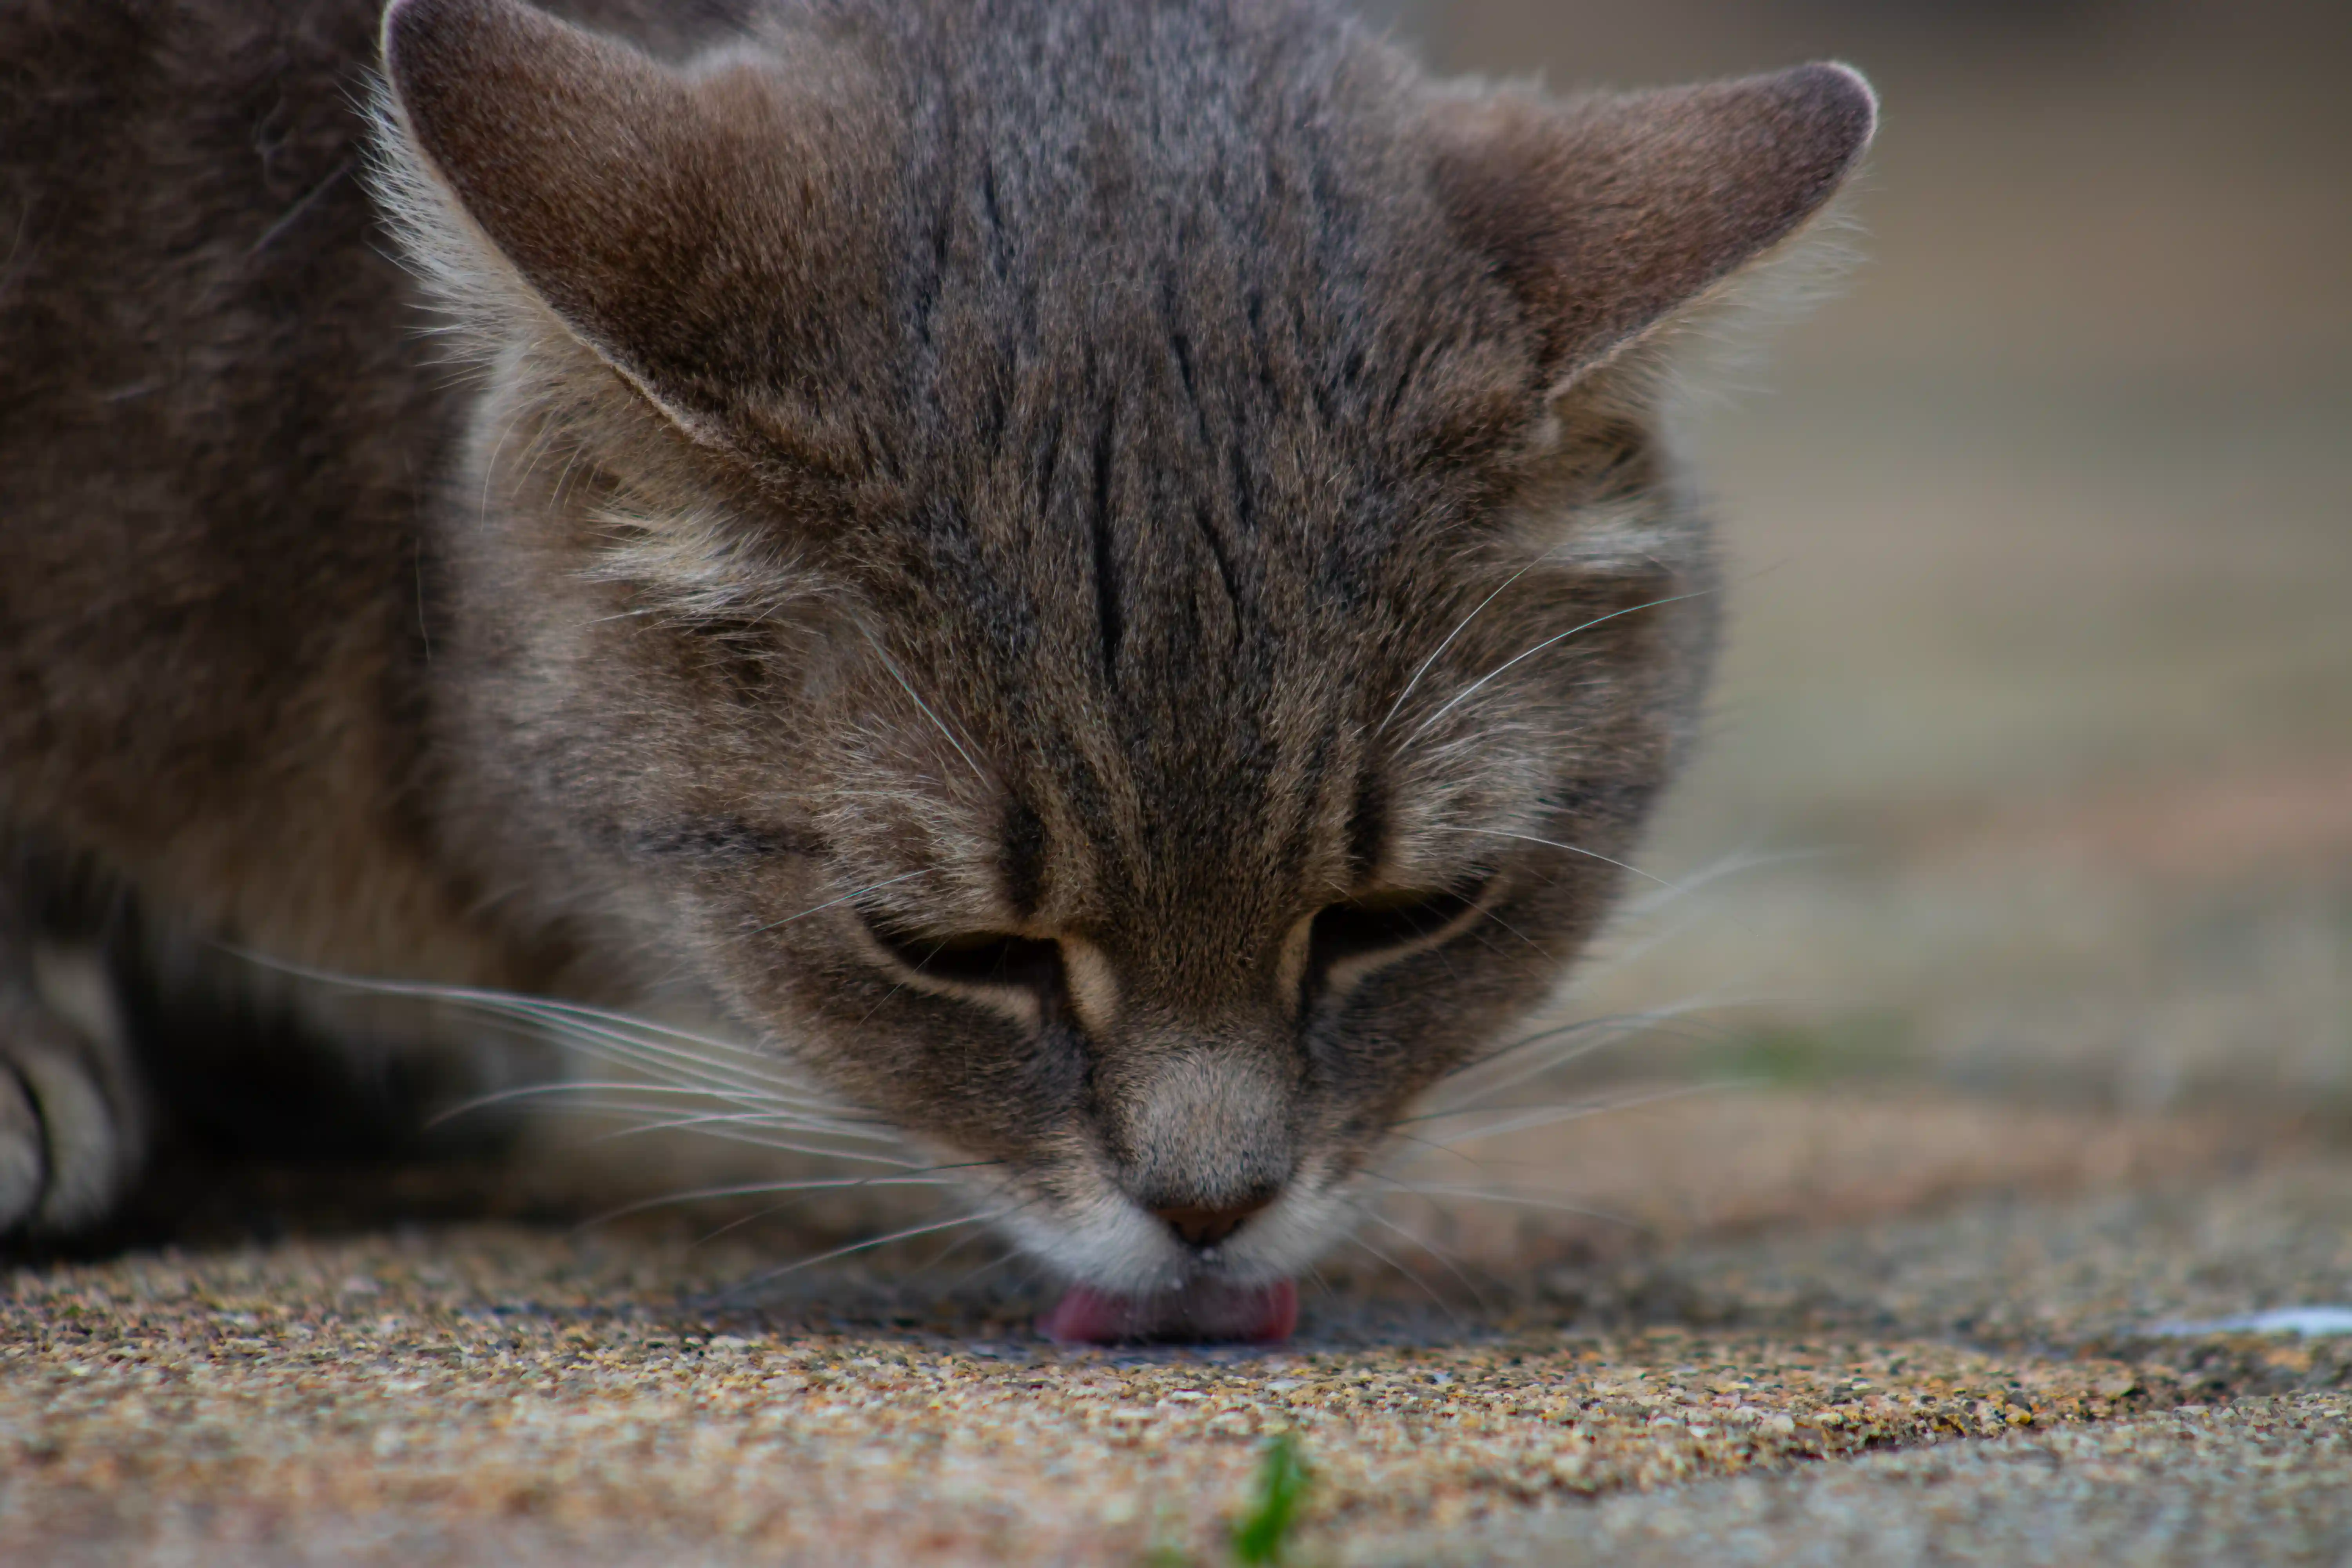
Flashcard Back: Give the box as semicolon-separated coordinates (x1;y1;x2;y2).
1370;1396;2352;1568
4;1111;2347;1566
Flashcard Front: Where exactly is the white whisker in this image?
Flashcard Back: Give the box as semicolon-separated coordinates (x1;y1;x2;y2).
1446;1009;1654;1081
1439;994;1749;1107
929;1242;1022;1301
1376;548;1559;736
858;625;987;782
742;868;935;938
1615;845;1835;920
579;1172;973;1229
1401;1079;1750;1147
686;1161;1006;1255
229;950;773;1067
1432;824;1674;893
709;1208;1011;1301
445;994;808;1079
1442;1023;1731;1121
1336;1212;1464;1325
223;949;827;1096
430;1079;897;1145
519;1100;922;1165
512;1012;873;1121
1358;1205;1490;1314
1397;589;1713;750
1373;1176;1641;1230
436;1080;818;1115
579;1108;892;1145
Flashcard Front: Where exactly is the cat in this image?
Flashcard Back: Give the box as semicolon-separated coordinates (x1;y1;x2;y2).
0;0;1871;1339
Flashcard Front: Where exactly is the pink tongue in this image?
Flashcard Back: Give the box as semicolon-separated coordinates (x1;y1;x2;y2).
1040;1279;1299;1346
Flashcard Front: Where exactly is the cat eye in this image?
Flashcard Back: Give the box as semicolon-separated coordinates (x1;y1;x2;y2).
1307;881;1486;976
863;919;1064;994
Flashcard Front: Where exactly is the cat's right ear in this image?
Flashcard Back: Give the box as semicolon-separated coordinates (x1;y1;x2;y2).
377;0;882;446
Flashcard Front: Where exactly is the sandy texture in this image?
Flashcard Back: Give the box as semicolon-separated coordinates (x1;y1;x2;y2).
1374;1396;2352;1568
5;1132;2348;1566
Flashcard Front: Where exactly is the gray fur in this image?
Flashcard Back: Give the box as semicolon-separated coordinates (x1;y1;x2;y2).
0;0;1870;1295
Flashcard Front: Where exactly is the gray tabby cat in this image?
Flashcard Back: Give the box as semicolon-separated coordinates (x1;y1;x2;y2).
0;0;1870;1339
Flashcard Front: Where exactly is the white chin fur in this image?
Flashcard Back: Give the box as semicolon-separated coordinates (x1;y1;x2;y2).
987;1166;1355;1297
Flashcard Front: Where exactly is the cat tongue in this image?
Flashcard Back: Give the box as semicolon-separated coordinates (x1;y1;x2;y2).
1040;1279;1299;1346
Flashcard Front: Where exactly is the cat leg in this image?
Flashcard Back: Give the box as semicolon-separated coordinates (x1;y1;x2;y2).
0;911;149;1238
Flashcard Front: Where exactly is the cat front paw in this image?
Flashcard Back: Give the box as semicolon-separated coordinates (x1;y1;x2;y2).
0;988;148;1240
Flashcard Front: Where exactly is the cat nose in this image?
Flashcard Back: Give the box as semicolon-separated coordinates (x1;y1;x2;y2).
1151;1198;1270;1250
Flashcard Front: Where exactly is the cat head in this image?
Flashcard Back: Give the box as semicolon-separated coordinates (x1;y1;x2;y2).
375;0;1872;1310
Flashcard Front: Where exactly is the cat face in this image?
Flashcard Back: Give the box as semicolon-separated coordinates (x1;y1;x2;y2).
379;0;1871;1316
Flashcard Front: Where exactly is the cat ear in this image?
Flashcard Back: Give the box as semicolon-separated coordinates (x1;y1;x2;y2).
1430;63;1876;388
378;0;876;441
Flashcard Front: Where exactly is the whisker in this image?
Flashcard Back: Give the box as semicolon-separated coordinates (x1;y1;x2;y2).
223;949;781;1069
1360;1167;1467;1229
1443;1008;1661;1083
1432;825;1675;893
911;1219;1001;1277
1401;1079;1753;1147
460;995;828;1086
1380;1129;1502;1180
1372;1176;1642;1232
1396;588;1714;751
1411;1078;1736;1132
687;1164;990;1256
526;1101;922;1165
221;949;851;1112
928;1244;1023;1305
1439;1031;1730;1124
704;1209;1011;1304
1472;902;1552;962
1439;995;1749;1105
430;1080;853;1128
1615;844;1836;921
1543;903;1730;1000
858;625;987;782
483;1033;890;1142
1358;1205;1491;1316
1336;1213;1465;1328
1375;548;1560;736
577;1107;903;1148
741;868;935;938
919;1192;1057;1309
1439;989;1798;1117
511;1014;871;1116
417;993;897;1137
683;1165;1005;1254
688;1199;825;1251
430;1078;915;1153
576;1171;974;1232
522;1029;860;1122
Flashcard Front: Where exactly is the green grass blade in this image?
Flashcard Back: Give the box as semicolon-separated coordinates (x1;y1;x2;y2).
1231;1432;1312;1564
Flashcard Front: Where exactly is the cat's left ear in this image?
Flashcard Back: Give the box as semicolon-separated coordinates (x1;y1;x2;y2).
377;0;884;446
1427;63;1877;391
